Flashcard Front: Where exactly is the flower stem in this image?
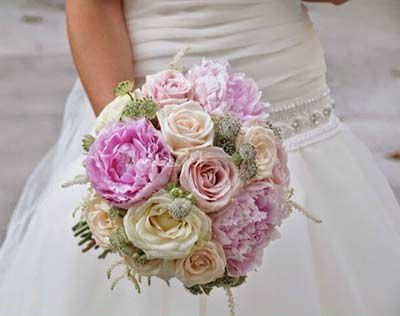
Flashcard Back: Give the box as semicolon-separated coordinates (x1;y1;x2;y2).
127;92;134;102
289;200;322;224
224;287;236;316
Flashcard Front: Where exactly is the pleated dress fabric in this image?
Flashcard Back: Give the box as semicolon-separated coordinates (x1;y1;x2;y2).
0;1;399;315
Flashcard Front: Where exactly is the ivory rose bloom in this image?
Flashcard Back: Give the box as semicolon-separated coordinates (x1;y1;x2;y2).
95;94;131;134
124;192;212;260
125;257;176;281
142;70;193;107
85;197;113;249
176;241;226;287
240;125;278;179
180;147;240;213
157;101;214;156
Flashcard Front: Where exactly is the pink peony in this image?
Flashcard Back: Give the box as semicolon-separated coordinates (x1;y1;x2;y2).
225;73;268;123
187;59;230;116
142;70;193;107
180;147;240;213
212;181;289;276
86;119;174;209
187;60;268;122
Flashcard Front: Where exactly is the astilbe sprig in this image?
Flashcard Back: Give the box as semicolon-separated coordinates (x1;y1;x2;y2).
109;227;149;265
213;115;242;155
232;143;258;182
106;261;142;294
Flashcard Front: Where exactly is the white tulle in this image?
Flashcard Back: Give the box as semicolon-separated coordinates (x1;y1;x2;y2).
1;0;400;315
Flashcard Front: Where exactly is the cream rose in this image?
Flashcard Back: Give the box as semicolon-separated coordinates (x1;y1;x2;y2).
240;125;278;179
157;101;214;156
176;241;226;287
95;94;131;134
124;192;212;260
124;257;176;281
85;196;113;248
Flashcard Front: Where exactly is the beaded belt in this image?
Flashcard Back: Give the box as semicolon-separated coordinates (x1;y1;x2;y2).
267;89;341;151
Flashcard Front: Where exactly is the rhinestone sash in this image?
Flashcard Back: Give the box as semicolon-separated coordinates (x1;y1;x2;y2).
267;89;342;151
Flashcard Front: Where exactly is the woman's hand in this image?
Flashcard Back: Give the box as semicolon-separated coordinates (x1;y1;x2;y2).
66;0;135;115
303;0;349;5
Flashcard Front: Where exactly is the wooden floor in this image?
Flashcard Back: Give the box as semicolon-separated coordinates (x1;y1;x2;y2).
0;0;399;240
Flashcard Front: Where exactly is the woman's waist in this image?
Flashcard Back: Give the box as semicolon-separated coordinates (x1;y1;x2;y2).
268;88;342;151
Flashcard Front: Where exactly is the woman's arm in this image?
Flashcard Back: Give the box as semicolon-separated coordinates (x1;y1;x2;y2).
303;0;349;5
66;0;134;115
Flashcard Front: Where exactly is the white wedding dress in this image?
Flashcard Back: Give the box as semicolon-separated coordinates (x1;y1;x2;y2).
1;0;400;315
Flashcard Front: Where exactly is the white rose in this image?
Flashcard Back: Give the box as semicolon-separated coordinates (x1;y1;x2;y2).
95;94;131;134
124;192;211;260
240;125;278;179
157;101;214;156
176;241;226;287
85;196;113;248
124;257;176;281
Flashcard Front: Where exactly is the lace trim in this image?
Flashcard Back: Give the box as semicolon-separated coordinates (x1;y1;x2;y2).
267;89;342;151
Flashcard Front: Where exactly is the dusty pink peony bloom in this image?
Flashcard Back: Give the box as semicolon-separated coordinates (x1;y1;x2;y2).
187;60;267;122
180;147;240;213
142;70;192;107
212;181;289;276
225;73;269;123
187;60;230;116
86;119;174;209
270;142;290;189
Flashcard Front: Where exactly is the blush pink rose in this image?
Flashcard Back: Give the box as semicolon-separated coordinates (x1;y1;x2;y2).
180;147;240;213
270;142;290;189
142;70;193;107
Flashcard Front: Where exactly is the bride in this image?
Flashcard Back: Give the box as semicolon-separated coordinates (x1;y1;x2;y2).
1;0;400;315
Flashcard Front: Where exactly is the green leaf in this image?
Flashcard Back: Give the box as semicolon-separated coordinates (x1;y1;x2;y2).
82;134;95;152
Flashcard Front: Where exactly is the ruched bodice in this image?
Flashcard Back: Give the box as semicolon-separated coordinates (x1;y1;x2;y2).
124;0;328;106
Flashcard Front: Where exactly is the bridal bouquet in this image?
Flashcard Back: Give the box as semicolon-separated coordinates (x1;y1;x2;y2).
64;48;317;315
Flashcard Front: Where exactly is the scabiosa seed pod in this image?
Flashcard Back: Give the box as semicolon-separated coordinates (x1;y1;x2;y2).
169;198;193;219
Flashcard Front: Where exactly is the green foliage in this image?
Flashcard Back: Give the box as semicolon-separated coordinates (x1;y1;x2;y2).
166;183;196;203
82;134;95;153
109;227;137;257
113;80;134;97
121;97;159;121
72;220;111;259
185;271;246;296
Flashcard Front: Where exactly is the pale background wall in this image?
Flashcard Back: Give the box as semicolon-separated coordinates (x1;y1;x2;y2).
0;0;399;241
